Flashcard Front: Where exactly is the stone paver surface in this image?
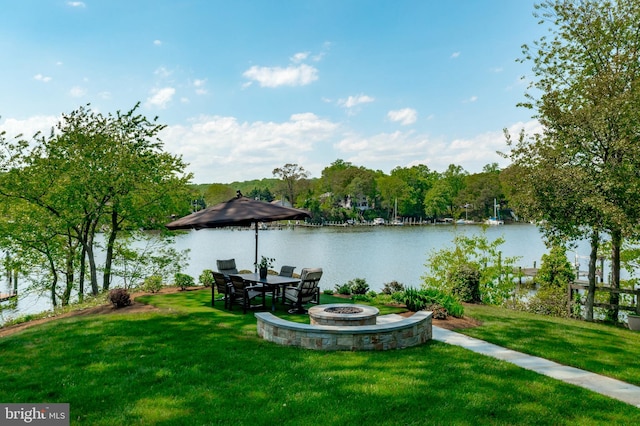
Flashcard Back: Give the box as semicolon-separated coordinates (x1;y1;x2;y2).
432;326;640;408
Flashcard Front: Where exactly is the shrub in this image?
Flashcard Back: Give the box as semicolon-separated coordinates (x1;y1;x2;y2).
382;280;405;295
398;287;464;318
352;293;373;302
526;286;570;318
367;290;377;298
143;275;163;293
535;244;575;289
448;263;481;302
335;283;351;295
323;288;334;295
348;278;370;295
198;269;214;287
108;288;132;308
174;273;195;290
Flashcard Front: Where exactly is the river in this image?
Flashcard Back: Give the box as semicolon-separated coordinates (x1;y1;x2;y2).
1;223;591;323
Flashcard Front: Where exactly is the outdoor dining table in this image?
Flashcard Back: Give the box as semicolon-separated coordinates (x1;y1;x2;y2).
237;273;300;311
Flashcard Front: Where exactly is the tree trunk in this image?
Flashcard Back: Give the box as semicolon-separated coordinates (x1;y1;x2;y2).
102;210;119;292
608;228;622;322
78;243;86;302
585;230;599;321
46;251;58;308
62;248;74;306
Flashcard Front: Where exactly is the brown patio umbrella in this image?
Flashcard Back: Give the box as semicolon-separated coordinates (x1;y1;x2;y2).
165;191;311;270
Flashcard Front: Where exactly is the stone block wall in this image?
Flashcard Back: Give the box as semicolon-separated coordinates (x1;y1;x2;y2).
255;311;432;351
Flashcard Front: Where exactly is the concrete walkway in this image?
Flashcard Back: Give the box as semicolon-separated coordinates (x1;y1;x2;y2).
432;326;640;408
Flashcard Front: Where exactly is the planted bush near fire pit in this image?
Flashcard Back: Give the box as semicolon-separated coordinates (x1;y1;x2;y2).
382;280;405;295
394;287;464;318
335;278;370;295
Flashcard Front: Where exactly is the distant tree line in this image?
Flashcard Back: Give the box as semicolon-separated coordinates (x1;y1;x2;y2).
193;160;509;224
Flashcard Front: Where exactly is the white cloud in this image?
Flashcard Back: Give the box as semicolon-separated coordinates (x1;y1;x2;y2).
335;120;542;175
0;115;59;140
154;67;172;79
450;52;461;59
338;94;375;108
387;108;417;125
161;113;339;182
153;40;162;46
69;86;86;97
290;52;310;63
463;95;478;103
193;79;207;95
145;87;176;109
34;74;52;83
243;64;318;88
67;1;86;7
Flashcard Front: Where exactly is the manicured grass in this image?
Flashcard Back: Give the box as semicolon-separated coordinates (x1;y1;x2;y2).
461;304;640;386
0;289;638;425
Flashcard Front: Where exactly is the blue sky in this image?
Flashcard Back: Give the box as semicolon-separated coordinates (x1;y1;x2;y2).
0;0;543;184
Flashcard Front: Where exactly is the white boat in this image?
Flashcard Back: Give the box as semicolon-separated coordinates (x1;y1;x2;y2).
391;198;403;225
485;199;504;225
373;217;385;225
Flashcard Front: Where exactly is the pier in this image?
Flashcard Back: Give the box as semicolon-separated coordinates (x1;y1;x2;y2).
0;292;17;302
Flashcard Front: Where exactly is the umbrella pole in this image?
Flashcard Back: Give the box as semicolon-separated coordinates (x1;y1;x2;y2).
254;222;259;272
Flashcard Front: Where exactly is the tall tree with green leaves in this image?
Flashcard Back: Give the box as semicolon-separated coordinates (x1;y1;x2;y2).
508;0;640;321
423;164;467;218
0;104;192;303
272;163;309;206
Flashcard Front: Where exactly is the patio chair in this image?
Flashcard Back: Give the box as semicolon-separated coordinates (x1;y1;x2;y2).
216;259;238;276
275;265;296;298
279;265;296;278
211;271;231;309
228;274;267;314
283;268;323;313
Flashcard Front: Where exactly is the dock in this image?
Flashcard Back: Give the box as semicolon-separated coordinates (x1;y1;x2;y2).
0;292;17;302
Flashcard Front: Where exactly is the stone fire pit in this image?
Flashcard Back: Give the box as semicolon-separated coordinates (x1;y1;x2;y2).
308;304;379;326
255;303;432;351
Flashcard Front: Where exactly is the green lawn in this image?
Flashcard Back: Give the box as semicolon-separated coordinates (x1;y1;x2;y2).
0;289;639;425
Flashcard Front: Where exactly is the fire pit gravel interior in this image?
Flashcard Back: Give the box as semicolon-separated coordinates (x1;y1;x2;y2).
324;306;363;314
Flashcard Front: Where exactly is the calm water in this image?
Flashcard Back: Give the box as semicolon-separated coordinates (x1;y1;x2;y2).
2;223;587;323
174;223;550;292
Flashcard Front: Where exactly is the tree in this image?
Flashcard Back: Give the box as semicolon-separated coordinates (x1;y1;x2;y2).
0;104;192;304
272;163;309;206
455;168;503;221
390;165;438;219
423;229;520;305
423;164;467;218
203;184;235;206
508;0;640;321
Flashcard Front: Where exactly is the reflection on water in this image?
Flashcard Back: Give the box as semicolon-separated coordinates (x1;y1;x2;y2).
2;223;582;323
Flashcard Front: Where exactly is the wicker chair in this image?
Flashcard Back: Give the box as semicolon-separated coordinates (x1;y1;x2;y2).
228;274;267;314
283;268;322;313
211;271;231;309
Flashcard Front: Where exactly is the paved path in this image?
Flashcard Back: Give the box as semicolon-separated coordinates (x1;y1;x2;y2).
432;326;640;408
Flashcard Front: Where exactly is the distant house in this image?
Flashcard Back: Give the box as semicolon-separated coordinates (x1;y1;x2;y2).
341;195;370;211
